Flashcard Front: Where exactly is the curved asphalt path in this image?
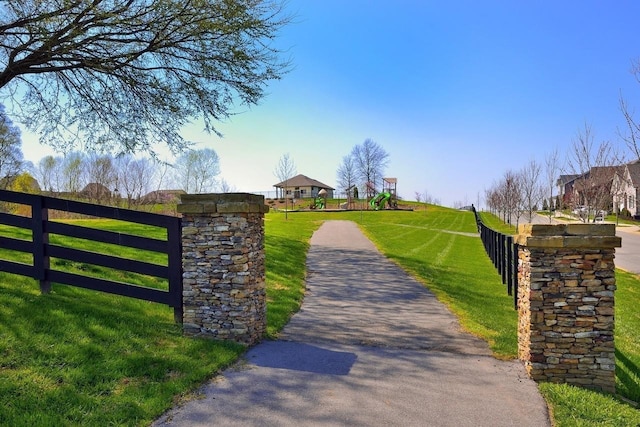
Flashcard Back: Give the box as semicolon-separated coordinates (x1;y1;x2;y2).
154;220;551;426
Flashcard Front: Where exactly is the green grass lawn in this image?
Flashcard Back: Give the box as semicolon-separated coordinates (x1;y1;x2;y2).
475;211;640;425
0;275;244;426
0;218;245;426
1;207;638;425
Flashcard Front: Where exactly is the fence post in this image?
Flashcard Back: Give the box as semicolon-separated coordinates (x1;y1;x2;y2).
32;195;50;294
515;224;621;393
506;235;514;294
178;193;268;345
166;216;183;324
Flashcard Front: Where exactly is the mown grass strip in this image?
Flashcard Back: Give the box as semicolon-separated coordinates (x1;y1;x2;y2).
1;208;639;426
264;214;322;338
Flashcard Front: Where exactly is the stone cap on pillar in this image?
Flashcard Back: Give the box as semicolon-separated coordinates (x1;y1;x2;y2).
515;223;621;248
177;193;270;214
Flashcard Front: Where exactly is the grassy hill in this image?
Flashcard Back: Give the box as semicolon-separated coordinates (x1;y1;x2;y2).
0;206;638;425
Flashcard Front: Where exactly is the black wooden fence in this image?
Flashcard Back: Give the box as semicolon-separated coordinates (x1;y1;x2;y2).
471;206;518;309
0;190;183;322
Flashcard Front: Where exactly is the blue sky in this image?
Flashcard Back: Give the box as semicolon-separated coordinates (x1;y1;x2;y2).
19;0;640;207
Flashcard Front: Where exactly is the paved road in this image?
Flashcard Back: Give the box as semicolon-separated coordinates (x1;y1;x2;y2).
615;225;640;275
154;221;550;427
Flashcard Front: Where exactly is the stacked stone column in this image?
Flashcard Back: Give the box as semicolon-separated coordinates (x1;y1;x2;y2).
515;224;621;393
178;193;268;345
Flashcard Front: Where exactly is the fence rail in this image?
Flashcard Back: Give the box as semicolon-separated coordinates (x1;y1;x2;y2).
0;190;182;322
472;207;518;309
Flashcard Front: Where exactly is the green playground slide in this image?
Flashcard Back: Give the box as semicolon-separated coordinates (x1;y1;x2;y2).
370;192;391;210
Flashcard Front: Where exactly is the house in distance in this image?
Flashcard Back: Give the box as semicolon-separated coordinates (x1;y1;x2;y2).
273;174;334;199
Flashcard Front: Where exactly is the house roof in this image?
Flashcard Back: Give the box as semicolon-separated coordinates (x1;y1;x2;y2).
81;182;111;193
274;174;335;190
626;161;640;187
557;174;581;185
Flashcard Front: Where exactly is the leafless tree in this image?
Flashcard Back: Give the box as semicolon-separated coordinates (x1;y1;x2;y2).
351;139;389;198
618;58;640;160
619;96;640;160
219;178;236;193
415;190;439;205
115;155;156;208
0;0;290;155
486;171;521;226
502;170;522;226
85;153;117;204
485;186;501;217
173;148;220;194
566;123;621;222
273;153;296;218
0;104;23;188
543;148;560;222
518;159;543;223
336;154;358;198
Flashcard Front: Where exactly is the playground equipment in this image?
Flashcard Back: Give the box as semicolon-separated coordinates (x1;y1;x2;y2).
310;195;325;209
310;188;327;210
369;178;399;210
340;184;359;210
370;191;392;210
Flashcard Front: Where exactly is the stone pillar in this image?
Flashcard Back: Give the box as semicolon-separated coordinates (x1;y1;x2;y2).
178;193;269;345
515;224;621;393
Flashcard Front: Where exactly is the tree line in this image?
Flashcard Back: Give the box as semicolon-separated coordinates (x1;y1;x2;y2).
486;118;638;225
0;105;228;209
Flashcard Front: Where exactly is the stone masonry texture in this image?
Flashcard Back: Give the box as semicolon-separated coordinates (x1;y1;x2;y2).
515;224;621;394
178;193;268;345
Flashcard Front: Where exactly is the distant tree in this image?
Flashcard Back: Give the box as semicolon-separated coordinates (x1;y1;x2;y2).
60;152;85;194
0;104;23;188
10;172;39;194
86;154;117;204
489;170;521;225
115;155;156;208
619;72;640;160
336;154;358;198
36;155;59;193
415;190;440;206
0;0;290;155
273;153;296;198
518;159;543;223
273;153;296;218
504;171;522;226
544;148;560;222
7;171;39;214
174;148;220;194
566;123;621;222
351;138;389;198
219;178;237;193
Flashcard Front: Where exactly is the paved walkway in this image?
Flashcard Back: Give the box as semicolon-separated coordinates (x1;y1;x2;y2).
154;221;551;426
